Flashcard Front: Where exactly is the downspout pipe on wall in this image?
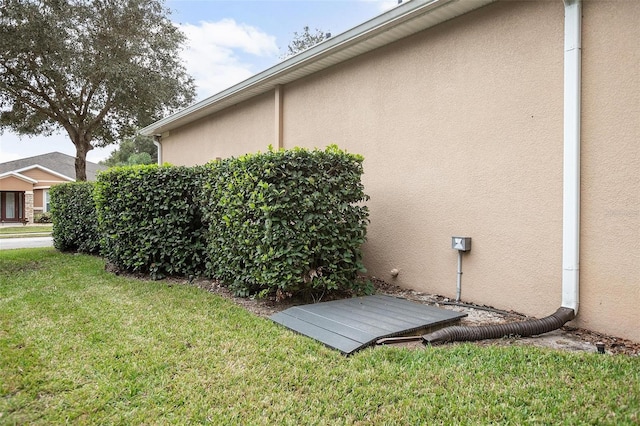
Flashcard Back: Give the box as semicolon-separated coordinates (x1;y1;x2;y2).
153;135;162;166
561;0;581;315
423;0;582;344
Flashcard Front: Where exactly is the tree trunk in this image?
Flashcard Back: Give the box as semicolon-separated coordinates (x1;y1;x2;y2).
73;136;93;181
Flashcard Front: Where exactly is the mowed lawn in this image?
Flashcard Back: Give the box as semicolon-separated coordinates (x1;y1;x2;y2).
1;249;638;424
0;225;53;239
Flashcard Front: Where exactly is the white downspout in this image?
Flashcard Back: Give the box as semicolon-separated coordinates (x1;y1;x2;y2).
562;0;581;314
153;135;162;166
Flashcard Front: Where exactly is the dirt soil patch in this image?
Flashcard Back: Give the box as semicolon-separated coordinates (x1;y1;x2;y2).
180;277;639;356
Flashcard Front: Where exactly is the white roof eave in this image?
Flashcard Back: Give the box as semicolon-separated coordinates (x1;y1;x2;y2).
0;171;39;184
11;165;75;182
141;0;496;136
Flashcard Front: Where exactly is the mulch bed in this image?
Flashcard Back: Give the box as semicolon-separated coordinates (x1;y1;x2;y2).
176;276;640;357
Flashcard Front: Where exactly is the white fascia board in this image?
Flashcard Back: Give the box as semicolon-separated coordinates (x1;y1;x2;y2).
141;0;496;136
0;171;39;184
11;165;75;182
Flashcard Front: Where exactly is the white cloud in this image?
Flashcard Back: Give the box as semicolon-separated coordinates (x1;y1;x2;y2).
381;1;400;11
360;0;403;13
178;19;279;100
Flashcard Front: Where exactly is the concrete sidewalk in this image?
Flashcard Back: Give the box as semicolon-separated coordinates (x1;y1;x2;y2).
0;237;53;250
0;222;51;227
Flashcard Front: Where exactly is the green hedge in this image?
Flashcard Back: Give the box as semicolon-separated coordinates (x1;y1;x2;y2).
202;145;370;298
95;165;207;279
50;182;100;254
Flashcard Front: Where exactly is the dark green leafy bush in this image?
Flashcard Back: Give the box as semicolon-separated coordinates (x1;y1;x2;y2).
95;165;206;279
50;182;100;254
202;145;370;298
34;212;52;223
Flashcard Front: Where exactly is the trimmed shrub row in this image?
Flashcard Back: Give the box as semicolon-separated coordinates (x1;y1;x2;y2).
202;146;370;298
50;146;370;298
94;165;207;280
50;181;100;254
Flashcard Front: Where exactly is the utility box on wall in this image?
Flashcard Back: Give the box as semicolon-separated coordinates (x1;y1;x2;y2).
452;237;471;252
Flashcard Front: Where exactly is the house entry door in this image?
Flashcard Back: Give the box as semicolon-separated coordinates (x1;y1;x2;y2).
0;191;25;222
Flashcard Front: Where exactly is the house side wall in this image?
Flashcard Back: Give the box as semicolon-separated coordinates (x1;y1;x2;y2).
0;176;33;192
160;0;639;341
20;169;70;184
34;189;44;210
284;0;565;320
160;92;275;166
578;0;640;340
13;169;70;211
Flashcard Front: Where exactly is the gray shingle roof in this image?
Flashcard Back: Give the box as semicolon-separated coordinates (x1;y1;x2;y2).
0;151;106;181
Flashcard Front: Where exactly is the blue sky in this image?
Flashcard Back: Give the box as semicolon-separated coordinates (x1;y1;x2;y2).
0;0;396;164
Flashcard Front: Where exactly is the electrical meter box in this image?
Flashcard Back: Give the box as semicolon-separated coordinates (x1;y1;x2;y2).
452;237;471;252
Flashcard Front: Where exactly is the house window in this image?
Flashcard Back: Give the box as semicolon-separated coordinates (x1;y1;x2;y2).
4;192;15;219
44;189;50;213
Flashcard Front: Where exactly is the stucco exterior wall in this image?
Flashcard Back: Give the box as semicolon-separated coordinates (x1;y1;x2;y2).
19;168;69;183
284;0;565;317
34;189;44;210
160;92;275;166
0;176;33;192
159;0;639;341
578;0;640;340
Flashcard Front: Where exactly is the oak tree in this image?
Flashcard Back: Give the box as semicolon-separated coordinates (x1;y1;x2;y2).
0;0;195;180
281;26;330;59
102;134;157;167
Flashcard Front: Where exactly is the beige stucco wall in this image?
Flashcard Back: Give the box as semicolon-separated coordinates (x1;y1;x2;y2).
19;168;69;184
0;176;33;192
160;0;639;341
20;169;68;211
160;92;275;166
33;189;44;210
578;0;640;341
285;0;565;315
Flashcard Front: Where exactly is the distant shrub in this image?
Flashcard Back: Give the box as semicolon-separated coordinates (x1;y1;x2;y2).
95;165;206;279
201;145;370;299
50;182;100;253
34;212;52;223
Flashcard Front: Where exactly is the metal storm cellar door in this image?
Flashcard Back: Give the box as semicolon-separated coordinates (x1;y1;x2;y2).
270;295;466;355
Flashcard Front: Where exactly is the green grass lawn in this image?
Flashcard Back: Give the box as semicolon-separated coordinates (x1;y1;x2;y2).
1;249;639;424
0;225;53;239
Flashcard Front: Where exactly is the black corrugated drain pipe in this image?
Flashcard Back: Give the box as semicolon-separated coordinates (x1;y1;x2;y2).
422;307;575;345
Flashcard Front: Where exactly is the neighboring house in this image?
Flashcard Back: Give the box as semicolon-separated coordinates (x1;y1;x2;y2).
141;0;639;342
0;152;105;224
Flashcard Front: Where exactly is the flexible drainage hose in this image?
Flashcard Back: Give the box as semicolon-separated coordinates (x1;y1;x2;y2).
422;307;575;345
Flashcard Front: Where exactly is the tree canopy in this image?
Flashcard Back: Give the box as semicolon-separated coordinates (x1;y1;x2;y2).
102;134;157;167
0;0;195;180
281;26;330;59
